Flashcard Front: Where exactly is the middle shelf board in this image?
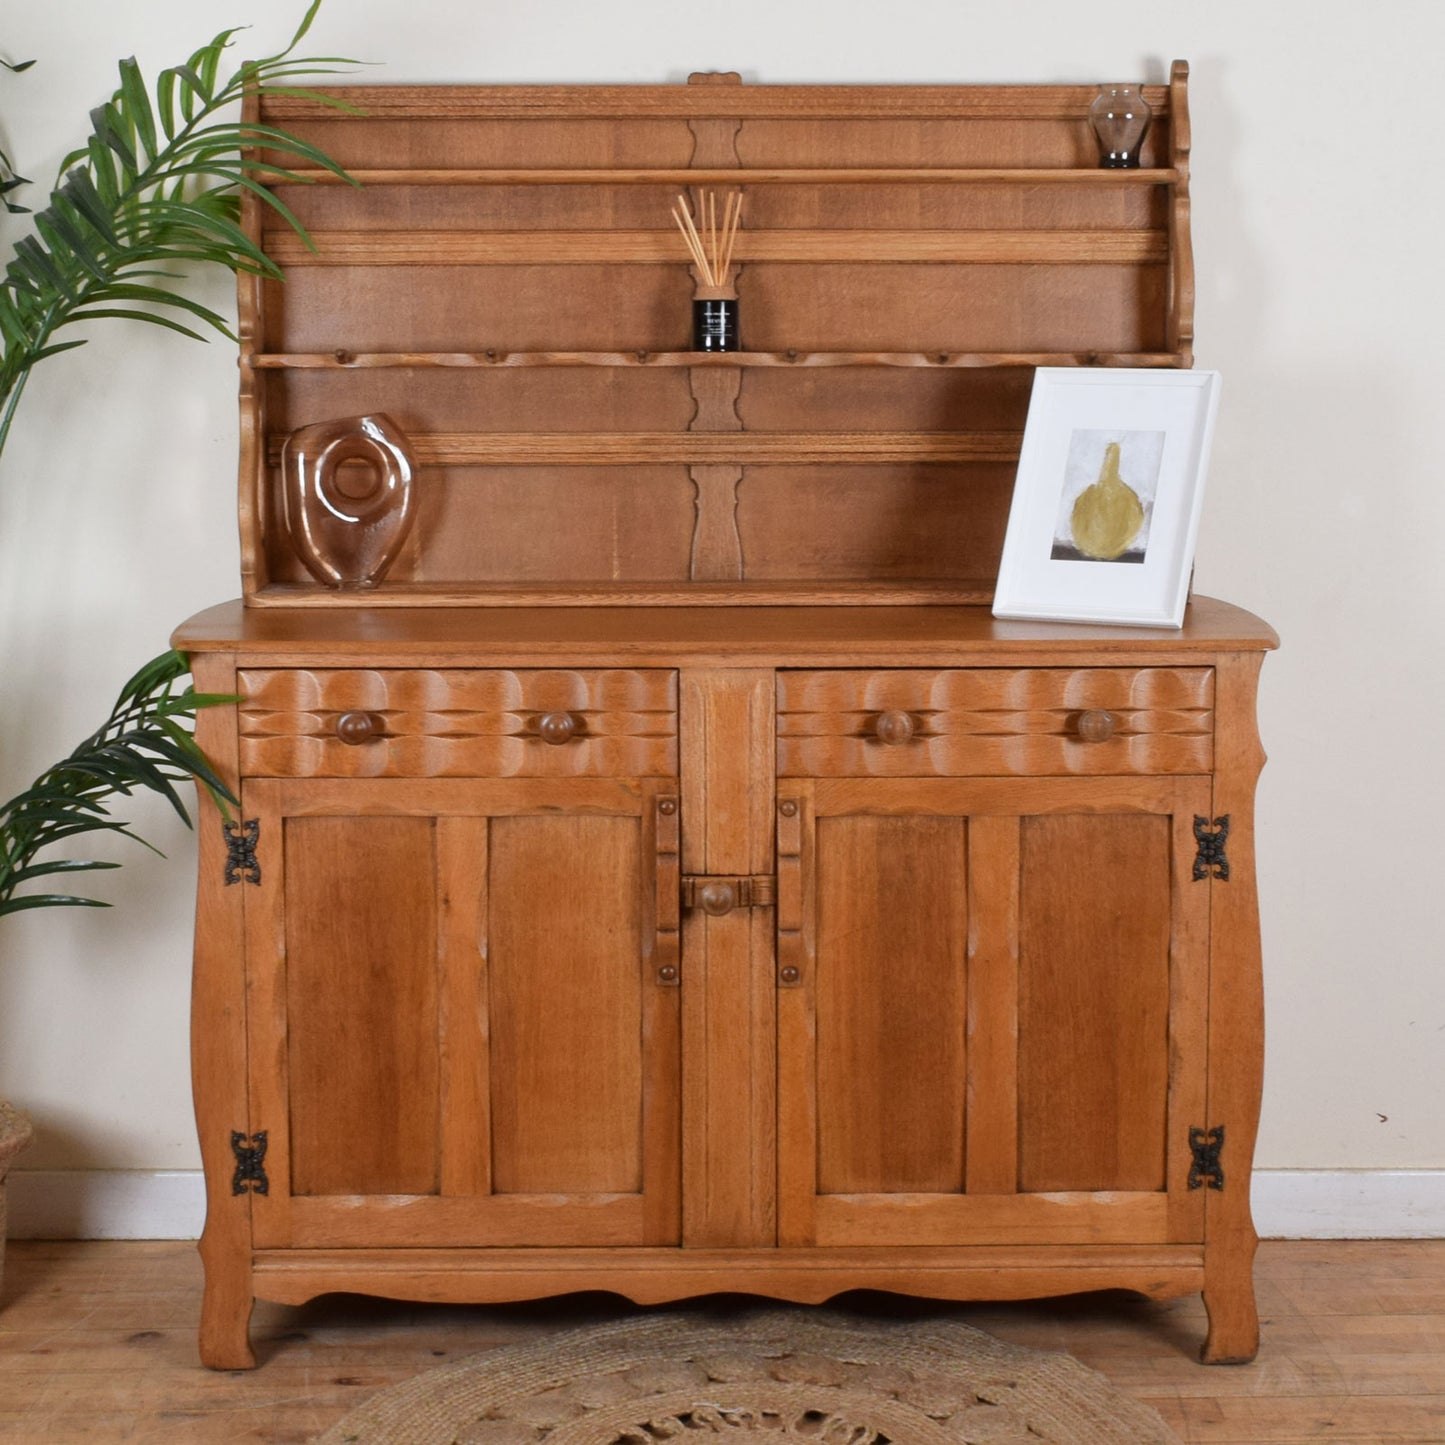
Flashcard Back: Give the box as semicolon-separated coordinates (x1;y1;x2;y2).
252;350;1186;371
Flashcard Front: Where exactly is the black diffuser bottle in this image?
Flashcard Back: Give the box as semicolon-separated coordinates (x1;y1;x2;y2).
693;295;739;352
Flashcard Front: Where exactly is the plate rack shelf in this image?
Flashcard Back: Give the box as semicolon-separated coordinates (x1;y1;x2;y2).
239;65;1193;606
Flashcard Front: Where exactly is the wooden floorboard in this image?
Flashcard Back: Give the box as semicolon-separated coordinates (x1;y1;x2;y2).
1;1240;1443;1443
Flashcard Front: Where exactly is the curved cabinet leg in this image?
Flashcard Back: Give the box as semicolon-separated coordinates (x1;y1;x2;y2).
1202;1233;1260;1364
198;1234;256;1370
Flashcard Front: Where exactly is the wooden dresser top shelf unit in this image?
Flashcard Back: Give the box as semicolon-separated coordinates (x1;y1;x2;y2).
238;64;1194;608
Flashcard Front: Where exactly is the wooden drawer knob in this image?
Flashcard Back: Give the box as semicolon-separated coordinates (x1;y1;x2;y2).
698;881;737;917
1077;709;1117;743
335;711;381;745
873;709;917;746
537;711;582;745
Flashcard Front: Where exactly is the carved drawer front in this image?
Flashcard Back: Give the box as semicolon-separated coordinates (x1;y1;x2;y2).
777;667;1213;777
237;668;677;777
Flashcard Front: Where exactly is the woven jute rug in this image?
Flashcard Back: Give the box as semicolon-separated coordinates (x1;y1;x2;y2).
315;1308;1180;1444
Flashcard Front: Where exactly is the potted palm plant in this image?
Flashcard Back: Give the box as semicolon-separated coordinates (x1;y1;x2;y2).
0;1;354;1291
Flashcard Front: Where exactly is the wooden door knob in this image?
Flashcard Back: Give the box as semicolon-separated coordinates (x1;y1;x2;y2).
537;711;582;745
873;709;916;745
335;711;380;745
698;881;737;916
1076;709;1117;743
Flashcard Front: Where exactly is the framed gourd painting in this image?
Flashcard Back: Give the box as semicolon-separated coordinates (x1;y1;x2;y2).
993;368;1222;627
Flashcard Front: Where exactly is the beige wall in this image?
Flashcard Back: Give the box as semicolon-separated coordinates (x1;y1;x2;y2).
1;0;1441;1179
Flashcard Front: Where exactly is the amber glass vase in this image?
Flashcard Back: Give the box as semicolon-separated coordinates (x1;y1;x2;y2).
280;414;418;589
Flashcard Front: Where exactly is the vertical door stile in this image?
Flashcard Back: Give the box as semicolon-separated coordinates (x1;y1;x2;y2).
776;783;816;1246
1201;650;1267;1362
243;779;291;1247
438;816;491;1199
679;669;776;1249
1168;776;1213;1241
643;780;683;1243
965;815;1021;1196
649;783;681;988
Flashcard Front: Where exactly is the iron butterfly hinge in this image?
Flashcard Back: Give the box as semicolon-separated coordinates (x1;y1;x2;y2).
1192;815;1230;882
223;818;261;886
1188;1125;1225;1191
230;1130;269;1196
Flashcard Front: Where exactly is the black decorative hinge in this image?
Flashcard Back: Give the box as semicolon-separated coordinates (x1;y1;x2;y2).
1188;1125;1225;1191
231;1130;269;1196
1192;815;1230;881
223;818;261;886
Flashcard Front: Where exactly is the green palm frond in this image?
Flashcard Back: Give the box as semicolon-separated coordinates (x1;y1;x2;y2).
0;650;238;916
0;0;360;458
1;54;35;214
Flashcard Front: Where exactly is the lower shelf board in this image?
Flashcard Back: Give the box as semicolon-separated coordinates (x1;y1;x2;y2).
246;581;999;608
250;1244;1207;1308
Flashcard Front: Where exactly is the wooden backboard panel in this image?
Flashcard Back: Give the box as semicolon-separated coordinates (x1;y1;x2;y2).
241;69;1192;604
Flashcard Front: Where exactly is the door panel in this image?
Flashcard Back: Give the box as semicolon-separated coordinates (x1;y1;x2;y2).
489;813;644;1194
814;814;968;1195
284;815;440;1197
245;777;679;1250
1018;813;1172;1193
778;775;1210;1249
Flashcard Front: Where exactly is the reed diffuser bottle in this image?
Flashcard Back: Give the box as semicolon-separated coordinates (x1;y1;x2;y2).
673;190;742;351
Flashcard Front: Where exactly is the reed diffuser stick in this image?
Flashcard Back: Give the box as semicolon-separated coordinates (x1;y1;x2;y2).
708;192;718;283
672;198;712;282
720;192;740;280
672;189;742;290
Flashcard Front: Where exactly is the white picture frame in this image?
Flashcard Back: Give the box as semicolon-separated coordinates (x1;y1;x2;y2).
992;368;1221;628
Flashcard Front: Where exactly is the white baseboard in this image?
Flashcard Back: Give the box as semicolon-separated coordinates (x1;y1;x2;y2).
1250;1171;1445;1240
8;1169;206;1240
7;1168;1445;1241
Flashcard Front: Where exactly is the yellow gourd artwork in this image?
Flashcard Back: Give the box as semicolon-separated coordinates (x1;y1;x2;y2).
1070;440;1145;561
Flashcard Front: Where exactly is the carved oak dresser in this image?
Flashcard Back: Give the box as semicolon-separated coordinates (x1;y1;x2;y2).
173;66;1275;1369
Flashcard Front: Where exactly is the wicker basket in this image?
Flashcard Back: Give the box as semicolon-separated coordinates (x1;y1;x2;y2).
0;1101;34;1301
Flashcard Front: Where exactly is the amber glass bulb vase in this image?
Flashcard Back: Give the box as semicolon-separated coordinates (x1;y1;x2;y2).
280;414;418;589
1090;84;1151;169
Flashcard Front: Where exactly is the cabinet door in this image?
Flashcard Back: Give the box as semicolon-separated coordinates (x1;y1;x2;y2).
776;775;1210;1248
242;776;680;1250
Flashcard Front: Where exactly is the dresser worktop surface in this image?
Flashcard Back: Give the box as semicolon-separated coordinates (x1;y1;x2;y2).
173;595;1277;666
